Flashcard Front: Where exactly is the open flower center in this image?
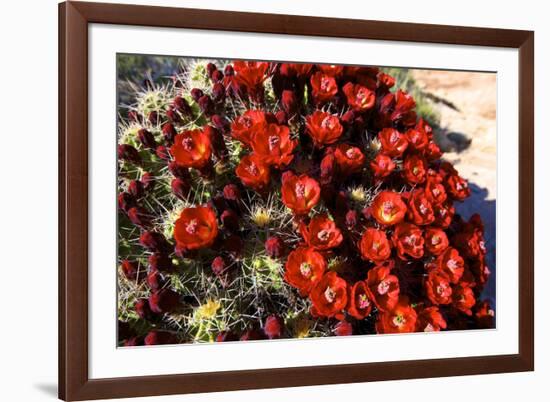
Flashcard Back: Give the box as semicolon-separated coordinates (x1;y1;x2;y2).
419;203;428;215
186;219;198;234
358;294;370;309
378;280;390;295
404;235;416;246
382;201;395;216
392;314;406;327
346;148;357;159
436;283;448;295
324;286;336;303
424;323;435;332
246;162;259;175
299;262;312;277
320;77;331;91
447;259;458;271
295;182;306;198
390;131;400;144
431;235;441;245
181;137;194;151
321;116;335;129
317;229;331;242
241;116;253;128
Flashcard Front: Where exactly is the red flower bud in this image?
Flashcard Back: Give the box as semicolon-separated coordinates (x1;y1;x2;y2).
211;83;226;103
148;111;159;125
265;236;286;258
118;144;141;165
120;260;145;282
333;320;353;336
148;253;174;272
168;161;190;179
206;62;217;78
224;64;234;76
222;234;243;256
155;145;171;160
135;298;154;320
198;95;214;115
211;70;224;83
128;180;144;198
149;289;180;314
173;96;191;115
139;231;170;253
263;315;284;339
146;270;165;290
216;331;238;342
211;114;230;132
275;110;288;125
127;206;151;228
221;209;240;232
144;330;177;345
166;107;181;123
137;128;157;150
223;184;241;202
141;172;155;191
345;209;358;228
118;192;135;212
171;177;190;200
240;328;267;341
211;256;228;276
190;88;204;102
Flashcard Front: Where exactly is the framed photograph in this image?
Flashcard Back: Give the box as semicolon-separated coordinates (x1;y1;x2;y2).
59;1;534;400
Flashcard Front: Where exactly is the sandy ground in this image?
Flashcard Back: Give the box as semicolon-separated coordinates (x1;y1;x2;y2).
412;70;497;302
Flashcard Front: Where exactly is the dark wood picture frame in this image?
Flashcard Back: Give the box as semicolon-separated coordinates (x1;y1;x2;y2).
59;1;534;400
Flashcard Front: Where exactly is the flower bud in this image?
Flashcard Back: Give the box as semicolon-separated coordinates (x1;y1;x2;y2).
223;184;241;202
173;96;191;115
120;260;144;282
148;253;174;272
123;337;141;347
224;64;234;76
171;177;190;200
206;62;217;78
144;330;177;345
222;235;243;256
190;88;204;102
137;128;157;150
211;70;224;83
127;206;151;228
211;256;228;276
211;114;230;132
240;328;266;341
135;298;154;320
161;123;177;143
221;209;240;232
345;209;358;228
148;111;159;125
168;161;189;179
149;289;180;313
139;231;170;252
334;320;353;336
341;110;355;126
128;180;144;198
155;145;171;160
146;270;165;290
166;107;181;123
211;83;226;103
118;144;141;165
263;315;284;339
281;89;298;116
118;192;135;212
141;172;155;191
127;110;140;122
265;236;286;258
275;110;287;125
198;95;214;116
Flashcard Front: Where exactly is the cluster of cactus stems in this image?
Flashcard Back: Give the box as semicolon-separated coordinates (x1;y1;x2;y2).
117;58;494;347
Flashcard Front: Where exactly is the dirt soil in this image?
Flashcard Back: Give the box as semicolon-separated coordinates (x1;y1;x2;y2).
412;70;497;302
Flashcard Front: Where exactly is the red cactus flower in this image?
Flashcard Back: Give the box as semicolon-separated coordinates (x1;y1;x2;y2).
250;123;296;168
425;175;447;205
263;315;284;339
305;111;343;147
378;128;408;157
347;281;373;319
403;154;427;184
318;64;344;77
392;222;424;260
370;154;396;179
233;61;269;98
170;128;212;170
375;296;417;334
310;272;348;319
284;247;326;296
365;262;400;311
342;82;376;112
452;283;476;315
359;228;391;263
425;269;453;305
436;247;465;284
281;172;321;215
407;189;435;226
406;127;429;151
265;236;286;258
424;227;449;255
377;72;396;89
174;205;218;251
445;174;471;201
310;72;338;103
235;154;271;191
416;306;447;332
433;202;455;228
334;144;365;175
299;214;343;251
370;191;407;226
231;110;267;147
